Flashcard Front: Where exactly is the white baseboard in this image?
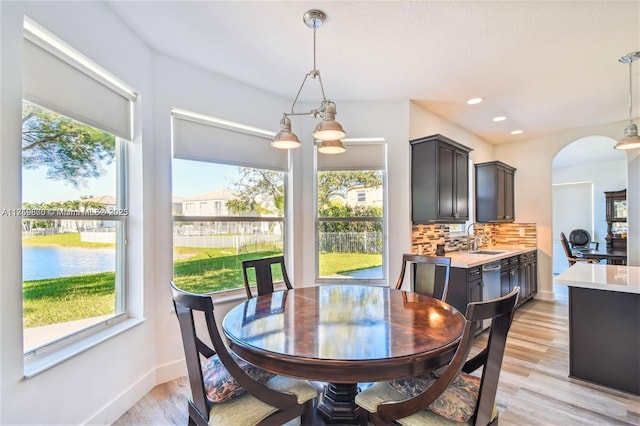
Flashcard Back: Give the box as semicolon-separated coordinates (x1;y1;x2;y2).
535;289;555;301
156;358;186;384
84;358;185;425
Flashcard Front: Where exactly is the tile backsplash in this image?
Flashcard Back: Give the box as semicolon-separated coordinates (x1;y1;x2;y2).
411;223;537;255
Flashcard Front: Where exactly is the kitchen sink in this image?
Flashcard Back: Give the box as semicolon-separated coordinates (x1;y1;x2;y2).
470;250;507;255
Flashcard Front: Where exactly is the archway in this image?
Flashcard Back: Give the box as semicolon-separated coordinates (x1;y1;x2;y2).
551;135;626;279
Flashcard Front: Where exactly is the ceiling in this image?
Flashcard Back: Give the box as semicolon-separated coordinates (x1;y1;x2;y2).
106;1;639;153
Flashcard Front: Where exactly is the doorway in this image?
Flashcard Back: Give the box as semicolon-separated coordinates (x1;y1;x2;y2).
551;136;626;276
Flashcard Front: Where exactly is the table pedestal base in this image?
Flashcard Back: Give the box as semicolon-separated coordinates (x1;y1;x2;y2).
317;383;364;425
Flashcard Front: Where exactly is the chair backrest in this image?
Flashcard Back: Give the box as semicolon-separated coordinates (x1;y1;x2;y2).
170;281;223;421
569;228;591;249
242;255;292;299
560;232;576;265
375;287;520;425
395;254;451;301
462;286;520;425
169;281;298;423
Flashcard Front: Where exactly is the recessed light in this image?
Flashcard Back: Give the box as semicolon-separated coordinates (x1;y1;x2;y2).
492;116;507;122
511;130;524;135
466;97;484;105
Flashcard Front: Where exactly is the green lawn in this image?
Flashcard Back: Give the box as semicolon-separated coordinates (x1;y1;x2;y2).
22;234;382;327
23;272;116;328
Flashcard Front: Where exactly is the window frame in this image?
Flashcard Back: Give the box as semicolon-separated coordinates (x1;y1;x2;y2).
314;141;388;285
20;18;137;374
170;112;290;296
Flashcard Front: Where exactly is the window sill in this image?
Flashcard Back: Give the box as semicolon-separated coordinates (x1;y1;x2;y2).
23;317;145;378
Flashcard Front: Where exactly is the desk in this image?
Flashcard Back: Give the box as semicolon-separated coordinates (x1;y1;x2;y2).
222;285;465;424
574;248;627;265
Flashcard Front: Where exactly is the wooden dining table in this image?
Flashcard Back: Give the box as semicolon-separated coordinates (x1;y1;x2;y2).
222;285;465;424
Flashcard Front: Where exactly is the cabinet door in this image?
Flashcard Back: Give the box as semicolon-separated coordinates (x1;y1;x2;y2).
468;278;483;334
518;259;529;302
496;167;506;220
504;169;515;220
437;143;455;220
500;269;510;297
454;149;469;220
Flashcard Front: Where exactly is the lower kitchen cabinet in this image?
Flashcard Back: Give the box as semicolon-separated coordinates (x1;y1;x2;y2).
519;250;537;303
448;250;538;332
448;265;483;335
500;256;520;298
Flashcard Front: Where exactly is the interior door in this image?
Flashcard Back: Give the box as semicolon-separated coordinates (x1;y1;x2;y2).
552;182;594;274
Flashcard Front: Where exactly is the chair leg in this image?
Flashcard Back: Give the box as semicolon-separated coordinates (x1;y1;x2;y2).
301;399;314;426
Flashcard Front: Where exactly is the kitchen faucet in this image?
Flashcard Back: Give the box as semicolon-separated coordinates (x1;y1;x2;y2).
467;222;479;251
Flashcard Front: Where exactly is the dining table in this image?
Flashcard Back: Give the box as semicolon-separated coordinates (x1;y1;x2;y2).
222;285;466;424
574;248;627;265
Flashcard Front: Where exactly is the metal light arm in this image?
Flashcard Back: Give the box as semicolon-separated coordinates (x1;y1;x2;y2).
272;9;346;152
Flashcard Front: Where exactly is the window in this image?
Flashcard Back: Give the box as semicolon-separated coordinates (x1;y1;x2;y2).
449;224;466;234
316;141;387;283
171;110;288;294
20;19;135;357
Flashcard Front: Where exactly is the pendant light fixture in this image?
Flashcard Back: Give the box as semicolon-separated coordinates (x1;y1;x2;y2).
615;51;640;150
271;10;346;154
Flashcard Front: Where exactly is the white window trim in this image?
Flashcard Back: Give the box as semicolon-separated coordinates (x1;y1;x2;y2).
171;112;291;294
314;139;389;285
21;18;135;374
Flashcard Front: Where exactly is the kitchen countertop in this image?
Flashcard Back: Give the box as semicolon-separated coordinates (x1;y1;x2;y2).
444;245;536;268
555;263;640;295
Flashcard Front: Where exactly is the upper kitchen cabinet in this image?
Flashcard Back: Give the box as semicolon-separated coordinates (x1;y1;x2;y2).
475;161;516;223
411;134;472;224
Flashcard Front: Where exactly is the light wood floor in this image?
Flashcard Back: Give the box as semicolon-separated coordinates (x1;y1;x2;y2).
114;288;640;425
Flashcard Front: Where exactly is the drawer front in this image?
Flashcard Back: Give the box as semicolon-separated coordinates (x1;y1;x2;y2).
467;266;482;281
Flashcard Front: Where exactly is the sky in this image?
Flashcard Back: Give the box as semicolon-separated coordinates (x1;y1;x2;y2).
22;158;239;203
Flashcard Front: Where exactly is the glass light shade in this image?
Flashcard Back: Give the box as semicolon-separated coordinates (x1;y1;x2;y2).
313;119;346;141
317;139;346;154
615;123;640;150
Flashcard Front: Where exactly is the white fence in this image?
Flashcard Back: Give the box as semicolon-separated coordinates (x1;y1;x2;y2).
173;234;283;252
80;230;116;243
319;231;383;254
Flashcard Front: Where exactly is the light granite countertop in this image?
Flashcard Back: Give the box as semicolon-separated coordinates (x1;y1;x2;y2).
555;263;640;295
444;245;536;268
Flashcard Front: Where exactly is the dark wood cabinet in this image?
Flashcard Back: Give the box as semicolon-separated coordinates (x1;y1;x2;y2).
604;189;627;251
475;161;516;223
449;265;483;335
411;134;472;224
449;250;536;335
500;255;519;297
518;251;537;304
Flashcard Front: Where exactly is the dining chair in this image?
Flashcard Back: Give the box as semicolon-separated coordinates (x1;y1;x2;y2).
395;254;451;301
569;228;599;250
560;232;600;266
169;281;317;426
242;255;293;299
355;286;520;426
